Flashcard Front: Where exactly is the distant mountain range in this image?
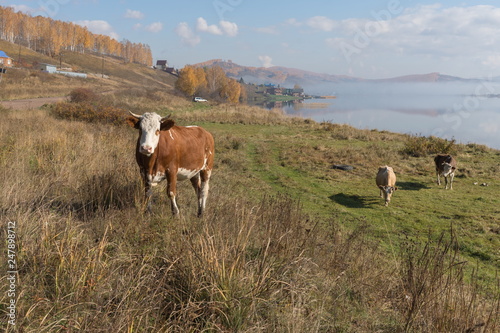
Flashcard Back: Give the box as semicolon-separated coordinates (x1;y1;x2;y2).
193;59;485;86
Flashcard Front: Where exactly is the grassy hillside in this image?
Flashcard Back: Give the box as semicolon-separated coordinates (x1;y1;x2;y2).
0;39;177;101
1;45;499;332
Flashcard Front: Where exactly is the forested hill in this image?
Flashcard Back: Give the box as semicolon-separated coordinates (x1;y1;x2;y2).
0;6;152;66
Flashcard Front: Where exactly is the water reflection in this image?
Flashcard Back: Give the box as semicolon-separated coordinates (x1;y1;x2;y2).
253;99;304;110
253;93;500;149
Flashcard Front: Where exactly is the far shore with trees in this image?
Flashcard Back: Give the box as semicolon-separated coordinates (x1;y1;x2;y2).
175;64;315;105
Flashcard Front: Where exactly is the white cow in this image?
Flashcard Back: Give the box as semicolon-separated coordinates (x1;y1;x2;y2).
376;166;397;206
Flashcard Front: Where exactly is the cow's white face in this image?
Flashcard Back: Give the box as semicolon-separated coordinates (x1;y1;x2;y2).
441;162;454;176
127;112;175;156
380;185;396;205
383;186;396;196
137;112;163;156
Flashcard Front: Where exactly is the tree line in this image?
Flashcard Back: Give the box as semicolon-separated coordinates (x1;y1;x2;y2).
175;65;246;103
0;6;152;66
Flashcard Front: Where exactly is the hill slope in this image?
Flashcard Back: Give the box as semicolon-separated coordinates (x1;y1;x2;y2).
194;59;477;86
0;39;177;101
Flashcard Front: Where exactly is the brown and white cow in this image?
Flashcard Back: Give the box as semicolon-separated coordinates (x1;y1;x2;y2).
434;154;457;190
376;166;397;206
127;112;214;217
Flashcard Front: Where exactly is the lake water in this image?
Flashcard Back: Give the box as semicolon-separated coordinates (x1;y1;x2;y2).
268;83;500;150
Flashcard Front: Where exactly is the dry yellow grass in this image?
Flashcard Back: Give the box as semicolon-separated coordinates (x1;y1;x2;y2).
1;100;498;332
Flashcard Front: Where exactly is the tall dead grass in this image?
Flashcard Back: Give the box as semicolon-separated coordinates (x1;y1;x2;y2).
1;107;498;332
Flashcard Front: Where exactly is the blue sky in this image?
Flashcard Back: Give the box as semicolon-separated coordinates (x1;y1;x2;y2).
5;0;500;79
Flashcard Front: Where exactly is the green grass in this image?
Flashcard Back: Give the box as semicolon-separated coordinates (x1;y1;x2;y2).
265;94;302;102
196;120;500;285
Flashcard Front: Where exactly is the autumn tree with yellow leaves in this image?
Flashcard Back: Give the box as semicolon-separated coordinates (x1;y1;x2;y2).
0;6;152;66
176;65;243;103
175;66;198;96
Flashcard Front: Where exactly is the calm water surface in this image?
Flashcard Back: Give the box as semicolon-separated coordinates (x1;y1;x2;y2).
274;84;500;149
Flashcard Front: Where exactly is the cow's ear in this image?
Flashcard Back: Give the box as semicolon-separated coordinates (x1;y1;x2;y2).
160;119;175;131
378;185;384;189
126;116;140;129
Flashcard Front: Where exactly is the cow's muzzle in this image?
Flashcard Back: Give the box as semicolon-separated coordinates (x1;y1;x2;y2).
140;145;154;155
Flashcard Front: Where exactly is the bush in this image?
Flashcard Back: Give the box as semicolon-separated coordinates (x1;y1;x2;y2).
50;101;125;125
69;88;98;103
401;134;456;157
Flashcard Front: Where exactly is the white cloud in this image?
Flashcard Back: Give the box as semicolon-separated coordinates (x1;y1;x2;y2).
75;20;119;40
285;18;302;27
306;16;336;31
219;20;238;37
175;22;201;46
313;4;500;76
124;9;144;19
9;4;37;14
197;17;223;35
196;17;238;36
258;55;273;68
145;22;163;33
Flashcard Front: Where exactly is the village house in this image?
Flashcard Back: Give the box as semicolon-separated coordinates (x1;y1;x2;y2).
39;63;57;73
38;63;87;78
155;60;168;70
0;51;12;67
155;60;178;75
266;87;283;95
285;88;304;97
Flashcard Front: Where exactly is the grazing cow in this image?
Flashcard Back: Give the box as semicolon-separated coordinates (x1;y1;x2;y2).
126;112;215;217
376;166;397;206
434;154;457;190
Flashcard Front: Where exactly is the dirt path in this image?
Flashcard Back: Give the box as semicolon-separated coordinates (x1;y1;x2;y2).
0;96;68;110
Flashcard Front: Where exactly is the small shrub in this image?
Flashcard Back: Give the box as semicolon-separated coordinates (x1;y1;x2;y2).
401;134;456;157
50;101;125;125
69;88;98;103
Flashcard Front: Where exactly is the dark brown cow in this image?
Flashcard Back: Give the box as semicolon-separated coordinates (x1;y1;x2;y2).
127;112;215;217
434;154;457;190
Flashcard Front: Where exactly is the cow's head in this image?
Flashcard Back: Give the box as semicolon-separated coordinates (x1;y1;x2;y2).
126;112;175;156
378;185;397;205
441;162;456;177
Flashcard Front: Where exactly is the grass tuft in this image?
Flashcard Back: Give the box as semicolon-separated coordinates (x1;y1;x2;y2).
401;134;457;157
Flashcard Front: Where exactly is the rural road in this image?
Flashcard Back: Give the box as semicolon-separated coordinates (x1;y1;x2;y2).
0;96;67;110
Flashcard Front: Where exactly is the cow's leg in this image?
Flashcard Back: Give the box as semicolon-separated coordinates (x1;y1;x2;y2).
190;173;202;215
140;170;153;213
197;169;211;217
436;170;441;185
166;176;180;216
144;184;153;213
449;173;454;190
382;187;389;206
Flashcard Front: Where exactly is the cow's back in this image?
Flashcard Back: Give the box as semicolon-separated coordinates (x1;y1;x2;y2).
434;154;456;171
376;166;396;186
159;125;214;171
